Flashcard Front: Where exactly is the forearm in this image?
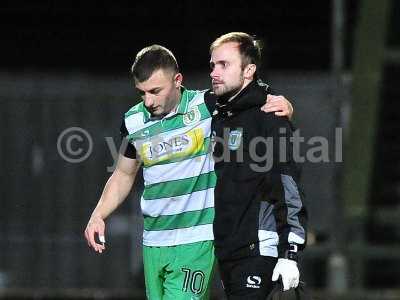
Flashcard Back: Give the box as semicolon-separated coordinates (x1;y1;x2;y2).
278;175;307;251
91;169;135;220
269;117;307;256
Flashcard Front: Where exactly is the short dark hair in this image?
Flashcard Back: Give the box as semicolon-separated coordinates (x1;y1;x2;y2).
131;45;179;82
210;32;262;69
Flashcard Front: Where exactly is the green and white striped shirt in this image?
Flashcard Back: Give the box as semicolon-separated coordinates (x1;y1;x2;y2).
123;88;216;246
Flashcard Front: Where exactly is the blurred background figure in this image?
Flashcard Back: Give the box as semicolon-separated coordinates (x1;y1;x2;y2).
1;1;399;299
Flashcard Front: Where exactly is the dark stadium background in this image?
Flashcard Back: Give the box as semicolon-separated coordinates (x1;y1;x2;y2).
1;1;400;299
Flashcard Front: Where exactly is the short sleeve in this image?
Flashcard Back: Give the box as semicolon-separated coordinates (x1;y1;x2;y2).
120;119;137;159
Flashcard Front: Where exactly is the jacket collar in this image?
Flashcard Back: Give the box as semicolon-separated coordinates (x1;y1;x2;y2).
215;80;269;117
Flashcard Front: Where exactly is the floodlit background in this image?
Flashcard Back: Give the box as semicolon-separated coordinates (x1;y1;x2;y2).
1;1;399;299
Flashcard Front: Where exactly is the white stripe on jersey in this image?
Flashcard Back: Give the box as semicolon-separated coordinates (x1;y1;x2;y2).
143;152;214;185
141;187;215;217
143;223;214;247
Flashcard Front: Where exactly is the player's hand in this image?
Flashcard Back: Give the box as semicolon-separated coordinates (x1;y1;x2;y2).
261;95;294;119
271;258;299;291
84;215;106;253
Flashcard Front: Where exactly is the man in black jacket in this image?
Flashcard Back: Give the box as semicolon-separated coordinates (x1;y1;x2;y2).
209;32;307;299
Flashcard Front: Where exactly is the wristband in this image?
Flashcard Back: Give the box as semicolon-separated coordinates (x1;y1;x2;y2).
284;244;298;261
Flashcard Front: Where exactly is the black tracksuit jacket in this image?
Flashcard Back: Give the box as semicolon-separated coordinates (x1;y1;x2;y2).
209;80;307;262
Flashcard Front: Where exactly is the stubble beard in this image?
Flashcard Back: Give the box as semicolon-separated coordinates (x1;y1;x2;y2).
214;73;245;100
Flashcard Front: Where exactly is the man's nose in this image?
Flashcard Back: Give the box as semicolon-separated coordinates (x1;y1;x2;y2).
144;94;154;107
210;67;219;79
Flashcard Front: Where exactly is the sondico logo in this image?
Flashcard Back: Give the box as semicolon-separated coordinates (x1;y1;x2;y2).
246;276;261;289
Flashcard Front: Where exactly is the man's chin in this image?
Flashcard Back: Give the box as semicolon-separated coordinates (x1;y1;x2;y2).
150;110;169;119
212;87;224;96
150;110;161;117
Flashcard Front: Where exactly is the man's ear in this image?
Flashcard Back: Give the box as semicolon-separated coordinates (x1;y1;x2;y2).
244;64;256;79
174;73;183;88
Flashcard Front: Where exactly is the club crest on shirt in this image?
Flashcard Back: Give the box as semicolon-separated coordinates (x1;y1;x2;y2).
228;129;242;150
183;105;201;125
140;129;150;138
